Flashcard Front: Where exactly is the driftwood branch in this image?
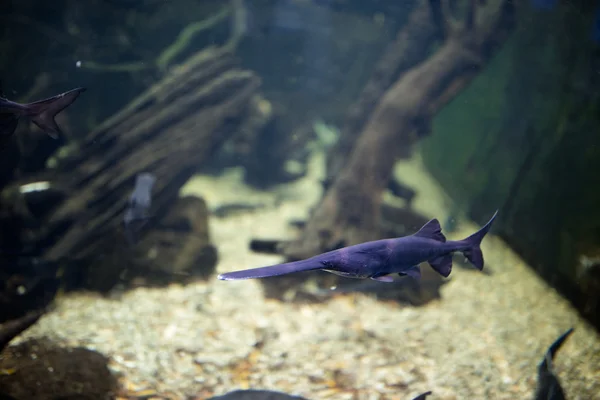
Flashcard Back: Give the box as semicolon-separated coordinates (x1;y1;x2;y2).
40;46;262;267
283;0;515;260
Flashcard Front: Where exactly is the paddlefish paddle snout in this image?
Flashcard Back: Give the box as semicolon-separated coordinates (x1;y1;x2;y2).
217;259;322;281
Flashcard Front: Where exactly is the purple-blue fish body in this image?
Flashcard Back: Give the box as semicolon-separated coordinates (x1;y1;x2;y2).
0;88;86;147
218;211;498;282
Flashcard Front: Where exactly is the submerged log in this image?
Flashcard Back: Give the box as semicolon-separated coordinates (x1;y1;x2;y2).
283;0;515;259
80;196;218;292
36;46;262;283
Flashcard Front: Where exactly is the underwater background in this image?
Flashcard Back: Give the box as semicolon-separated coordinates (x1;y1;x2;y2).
0;0;599;399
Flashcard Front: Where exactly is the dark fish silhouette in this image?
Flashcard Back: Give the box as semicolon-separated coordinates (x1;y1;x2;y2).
412;392;432;400
219;211;497;282
534;328;574;400
0;87;85;147
123;172;156;244
207;389;308;400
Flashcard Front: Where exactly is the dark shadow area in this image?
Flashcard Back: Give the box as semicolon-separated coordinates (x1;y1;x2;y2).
0;339;118;400
0;255;59;323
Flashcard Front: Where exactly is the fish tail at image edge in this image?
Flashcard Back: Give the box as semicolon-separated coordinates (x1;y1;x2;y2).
217;259;321;280
26;87;87;139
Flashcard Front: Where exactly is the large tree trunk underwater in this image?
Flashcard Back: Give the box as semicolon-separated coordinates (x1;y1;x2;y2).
283;0;516;260
325;0;443;185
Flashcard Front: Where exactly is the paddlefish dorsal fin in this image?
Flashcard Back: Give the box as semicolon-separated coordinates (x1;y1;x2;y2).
414;218;446;242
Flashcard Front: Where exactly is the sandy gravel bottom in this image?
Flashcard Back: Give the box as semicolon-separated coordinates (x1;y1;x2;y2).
9;151;600;400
